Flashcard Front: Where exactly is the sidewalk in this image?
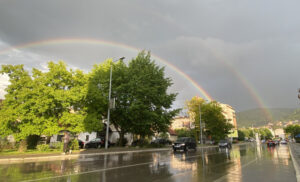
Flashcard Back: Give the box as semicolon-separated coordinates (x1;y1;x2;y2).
0;147;171;164
289;143;300;182
0;143;248;164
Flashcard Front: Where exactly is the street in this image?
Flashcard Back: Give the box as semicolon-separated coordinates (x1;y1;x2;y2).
0;143;296;182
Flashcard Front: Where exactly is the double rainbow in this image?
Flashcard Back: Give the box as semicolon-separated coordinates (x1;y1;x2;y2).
0;37;272;121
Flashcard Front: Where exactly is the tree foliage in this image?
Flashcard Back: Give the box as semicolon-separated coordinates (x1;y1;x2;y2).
0;62;87;141
0;51;179;144
186;96;233;142
284;124;300;138
239;128;273;140
87;52;179;138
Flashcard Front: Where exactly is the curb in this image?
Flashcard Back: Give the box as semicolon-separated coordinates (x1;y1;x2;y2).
289;143;300;182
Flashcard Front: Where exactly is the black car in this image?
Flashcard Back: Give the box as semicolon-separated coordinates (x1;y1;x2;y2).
218;139;232;148
172;137;197;152
151;138;172;145
85;138;109;149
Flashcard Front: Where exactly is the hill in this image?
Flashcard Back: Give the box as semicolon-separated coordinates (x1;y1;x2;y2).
236;108;298;128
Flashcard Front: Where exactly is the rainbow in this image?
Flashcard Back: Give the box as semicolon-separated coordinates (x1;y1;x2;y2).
0;38;273;121
213;54;272;121
0;38;213;101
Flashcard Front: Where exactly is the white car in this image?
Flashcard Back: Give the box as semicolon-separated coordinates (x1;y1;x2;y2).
280;140;288;144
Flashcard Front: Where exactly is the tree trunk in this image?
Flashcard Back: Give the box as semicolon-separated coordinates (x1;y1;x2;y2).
18;139;27;152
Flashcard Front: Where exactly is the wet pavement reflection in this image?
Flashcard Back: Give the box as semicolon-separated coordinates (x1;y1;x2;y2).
0;144;296;182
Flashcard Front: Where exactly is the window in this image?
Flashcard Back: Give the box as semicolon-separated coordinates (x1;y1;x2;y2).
86;135;89;141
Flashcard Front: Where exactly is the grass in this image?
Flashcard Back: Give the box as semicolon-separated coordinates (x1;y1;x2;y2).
0;149;81;156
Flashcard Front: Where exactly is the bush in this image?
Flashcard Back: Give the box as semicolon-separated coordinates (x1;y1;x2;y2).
0;139;15;152
116;138;128;146
131;139;149;147
36;144;50;152
50;142;63;151
69;139;79;150
27;135;41;149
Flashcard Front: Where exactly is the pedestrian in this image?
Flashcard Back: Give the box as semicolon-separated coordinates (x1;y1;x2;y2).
63;131;70;154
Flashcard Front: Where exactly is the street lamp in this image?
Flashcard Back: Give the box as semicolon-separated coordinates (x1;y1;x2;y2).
105;57;125;149
199;99;207;145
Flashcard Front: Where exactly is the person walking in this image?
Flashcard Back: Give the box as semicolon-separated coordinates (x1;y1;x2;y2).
63;131;70;154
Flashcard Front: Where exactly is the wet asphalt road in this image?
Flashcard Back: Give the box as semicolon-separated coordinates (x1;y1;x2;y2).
0;144;296;182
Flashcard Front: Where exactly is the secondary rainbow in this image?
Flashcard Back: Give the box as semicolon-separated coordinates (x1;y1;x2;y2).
0;38;213;101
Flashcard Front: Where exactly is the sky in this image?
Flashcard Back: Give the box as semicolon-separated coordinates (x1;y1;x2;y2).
0;0;299;111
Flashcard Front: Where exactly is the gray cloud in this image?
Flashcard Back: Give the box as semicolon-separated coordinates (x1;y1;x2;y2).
0;0;300;111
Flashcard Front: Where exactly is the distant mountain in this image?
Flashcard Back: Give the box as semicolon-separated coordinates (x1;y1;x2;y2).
236;108;298;128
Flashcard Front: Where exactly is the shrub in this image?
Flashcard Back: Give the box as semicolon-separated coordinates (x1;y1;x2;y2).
132;139;149;147
50;142;63;151
69;139;79;150
116;138;128;146
27;135;41;149
0;139;15;152
36;144;50;152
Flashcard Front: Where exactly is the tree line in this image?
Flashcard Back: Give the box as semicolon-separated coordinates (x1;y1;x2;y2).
0;51;179;147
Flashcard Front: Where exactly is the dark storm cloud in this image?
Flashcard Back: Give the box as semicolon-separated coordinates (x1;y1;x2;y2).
0;0;300;111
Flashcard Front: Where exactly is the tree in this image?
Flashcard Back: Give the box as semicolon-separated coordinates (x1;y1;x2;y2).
175;129;195;138
124;52;179;137
86;51;179;142
0;62;87;144
284;124;300;138
186;96;233;142
238;130;245;141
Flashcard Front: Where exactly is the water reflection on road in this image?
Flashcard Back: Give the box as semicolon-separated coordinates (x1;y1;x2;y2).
0;144;296;182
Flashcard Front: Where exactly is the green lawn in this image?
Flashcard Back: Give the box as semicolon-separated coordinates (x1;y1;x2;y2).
0;149;80;156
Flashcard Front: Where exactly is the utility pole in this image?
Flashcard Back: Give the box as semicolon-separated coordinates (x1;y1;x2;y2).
105;57;125;149
199;104;203;145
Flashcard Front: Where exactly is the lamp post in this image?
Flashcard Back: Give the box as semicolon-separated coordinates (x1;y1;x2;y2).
199;104;203;145
105;57;125;149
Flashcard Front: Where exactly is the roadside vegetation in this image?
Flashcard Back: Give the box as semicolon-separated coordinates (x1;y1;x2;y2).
0;51;235;154
237;128;273;141
185;96;234;143
0;51;179;152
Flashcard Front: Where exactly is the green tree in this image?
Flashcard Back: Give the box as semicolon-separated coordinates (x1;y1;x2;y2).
87;52;179;142
175;129;195;138
0;62;87;144
284;124;300;138
125;52;179;137
238;130;245;141
186;96;233;142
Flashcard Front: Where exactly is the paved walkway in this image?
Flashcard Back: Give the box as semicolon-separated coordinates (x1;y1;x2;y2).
289;143;300;182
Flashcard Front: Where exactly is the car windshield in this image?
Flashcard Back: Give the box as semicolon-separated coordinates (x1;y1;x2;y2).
176;138;188;142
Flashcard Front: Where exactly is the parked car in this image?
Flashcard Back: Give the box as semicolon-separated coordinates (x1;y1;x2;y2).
267;140;276;147
151;138;172;145
78;139;84;149
280;140;288;144
218;139;232;148
85;138;110;148
172;137;196;152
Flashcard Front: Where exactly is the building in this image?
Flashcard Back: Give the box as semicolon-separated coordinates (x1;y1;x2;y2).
219;103;238;138
170;116;193;130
